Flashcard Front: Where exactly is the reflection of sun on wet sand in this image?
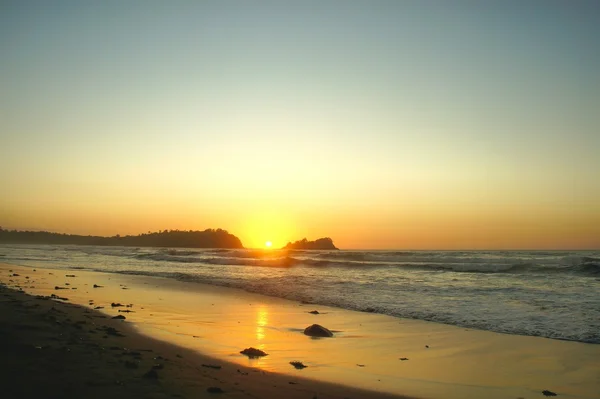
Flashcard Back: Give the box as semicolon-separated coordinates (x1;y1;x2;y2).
1;262;599;399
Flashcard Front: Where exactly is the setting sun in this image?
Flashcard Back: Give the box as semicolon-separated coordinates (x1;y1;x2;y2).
265;241;272;248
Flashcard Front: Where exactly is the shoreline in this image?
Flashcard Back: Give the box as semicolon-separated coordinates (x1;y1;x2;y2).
2;261;599;398
0;271;407;399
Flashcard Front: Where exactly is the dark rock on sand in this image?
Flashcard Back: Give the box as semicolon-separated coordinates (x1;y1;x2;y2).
206;386;224;393
399;357;409;361
542;390;557;397
308;310;320;314
93;284;103;288
240;347;268;358
102;326;124;337
111;303;124;307
303;324;333;337
112;315;126;320
290;361;307;369
124;360;138;369
143;368;159;379
202;364;222;369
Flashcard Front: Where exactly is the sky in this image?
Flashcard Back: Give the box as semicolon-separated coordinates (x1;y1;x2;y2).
1;1;599;249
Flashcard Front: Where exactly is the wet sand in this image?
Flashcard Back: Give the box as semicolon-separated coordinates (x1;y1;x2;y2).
1;262;599;399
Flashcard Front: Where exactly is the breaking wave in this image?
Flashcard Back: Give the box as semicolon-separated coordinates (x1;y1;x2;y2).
130;250;600;277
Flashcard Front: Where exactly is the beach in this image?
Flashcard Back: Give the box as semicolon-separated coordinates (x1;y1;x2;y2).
1;261;598;399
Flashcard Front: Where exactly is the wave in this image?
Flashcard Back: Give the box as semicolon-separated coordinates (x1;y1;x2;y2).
129;249;600;276
107;267;600;344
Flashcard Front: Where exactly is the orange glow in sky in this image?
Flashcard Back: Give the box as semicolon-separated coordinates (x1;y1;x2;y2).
1;3;599;249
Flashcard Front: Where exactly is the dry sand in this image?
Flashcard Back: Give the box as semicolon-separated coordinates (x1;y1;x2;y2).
1;262;599;399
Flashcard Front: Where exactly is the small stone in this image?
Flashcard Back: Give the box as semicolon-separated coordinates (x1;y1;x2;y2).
303;324;333;337
124;360;138;369
542;390;557;397
112;315;126;320
240;347;268;358
202;364;222;369
289;361;307;369
206;387;224;393
308;310;320;314
143;369;159;379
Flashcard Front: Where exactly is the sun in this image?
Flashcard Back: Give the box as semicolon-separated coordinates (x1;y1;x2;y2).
265;241;272;248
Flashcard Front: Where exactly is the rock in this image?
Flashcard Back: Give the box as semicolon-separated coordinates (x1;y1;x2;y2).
399;357;409;361
111;303;123;307
143;369;158;379
124;360;138;369
289;361;307;369
112;315;126;320
542;390;557;397
308;310;320;314
303;324;333;337
202;364;222;369
93;284;103;288
206;387;224;393
240;347;268;358
283;237;338;250
103;326;124;337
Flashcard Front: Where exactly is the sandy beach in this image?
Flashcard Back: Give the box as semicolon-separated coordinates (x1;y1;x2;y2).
1;262;599;399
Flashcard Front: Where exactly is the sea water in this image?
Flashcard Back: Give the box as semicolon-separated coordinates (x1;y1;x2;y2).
1;244;598;344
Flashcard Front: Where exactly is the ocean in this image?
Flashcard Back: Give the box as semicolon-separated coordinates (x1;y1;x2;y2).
1;244;598;344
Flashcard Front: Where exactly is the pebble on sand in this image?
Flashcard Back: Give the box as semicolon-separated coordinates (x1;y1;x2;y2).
303;324;333;337
240;347;268;358
289;361;307;369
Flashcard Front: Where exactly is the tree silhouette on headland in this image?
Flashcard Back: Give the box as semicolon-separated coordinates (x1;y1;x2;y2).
283;237;338;250
0;228;243;249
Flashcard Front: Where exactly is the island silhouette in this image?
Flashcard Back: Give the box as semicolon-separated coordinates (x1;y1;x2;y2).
283;237;339;250
0;228;340;250
0;228;243;249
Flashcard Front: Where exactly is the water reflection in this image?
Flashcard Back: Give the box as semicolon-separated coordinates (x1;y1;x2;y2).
256;305;269;341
